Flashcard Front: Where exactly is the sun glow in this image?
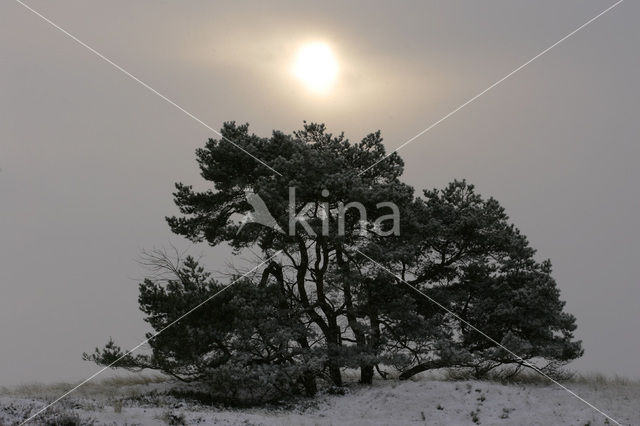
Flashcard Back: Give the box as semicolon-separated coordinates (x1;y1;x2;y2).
292;42;338;93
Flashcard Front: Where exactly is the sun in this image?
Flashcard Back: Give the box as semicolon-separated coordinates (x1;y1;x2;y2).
292;42;338;93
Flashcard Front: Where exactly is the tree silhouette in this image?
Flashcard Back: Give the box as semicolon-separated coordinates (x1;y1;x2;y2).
85;122;582;401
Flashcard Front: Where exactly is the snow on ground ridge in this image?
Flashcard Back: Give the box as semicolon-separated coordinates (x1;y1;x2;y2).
1;376;638;425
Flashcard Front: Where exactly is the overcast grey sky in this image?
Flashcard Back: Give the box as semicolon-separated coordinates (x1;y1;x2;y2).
1;0;638;386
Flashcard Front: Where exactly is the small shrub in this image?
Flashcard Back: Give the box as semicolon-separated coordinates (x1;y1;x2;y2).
327;386;347;395
500;408;512;419
160;410;187;425
40;409;94;426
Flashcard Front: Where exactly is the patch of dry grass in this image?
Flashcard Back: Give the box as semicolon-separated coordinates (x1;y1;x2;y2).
379;366;639;388
438;368;640;387
569;372;637;387
0;374;169;399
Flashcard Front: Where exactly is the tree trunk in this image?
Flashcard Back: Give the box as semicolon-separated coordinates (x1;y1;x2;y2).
329;362;343;386
325;318;343;387
360;364;374;384
301;371;317;396
360;310;381;385
399;359;450;380
295;334;318;396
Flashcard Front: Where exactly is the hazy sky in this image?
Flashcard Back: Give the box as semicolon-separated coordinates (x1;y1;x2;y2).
1;0;638;386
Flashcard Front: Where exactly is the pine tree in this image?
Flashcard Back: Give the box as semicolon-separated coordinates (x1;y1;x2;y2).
86;123;582;398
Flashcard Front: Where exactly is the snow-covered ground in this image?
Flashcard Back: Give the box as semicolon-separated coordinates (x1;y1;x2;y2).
1;375;638;425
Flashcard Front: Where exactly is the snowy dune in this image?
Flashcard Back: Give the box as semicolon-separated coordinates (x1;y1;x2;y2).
1;376;638;425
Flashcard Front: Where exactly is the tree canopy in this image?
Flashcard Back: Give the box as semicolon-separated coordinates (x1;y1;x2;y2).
85;122;582;403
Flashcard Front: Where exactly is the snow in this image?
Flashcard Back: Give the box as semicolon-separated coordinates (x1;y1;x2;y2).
1;377;638;425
